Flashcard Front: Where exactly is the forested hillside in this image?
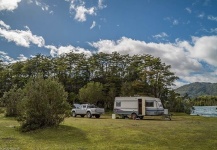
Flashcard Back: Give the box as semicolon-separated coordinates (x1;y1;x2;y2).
175;82;217;98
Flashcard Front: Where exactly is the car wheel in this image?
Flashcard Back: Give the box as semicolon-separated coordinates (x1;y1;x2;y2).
95;115;100;118
72;111;77;117
87;112;92;118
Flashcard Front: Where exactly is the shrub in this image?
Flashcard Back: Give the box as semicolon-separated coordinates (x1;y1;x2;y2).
0;86;24;117
0;107;5;114
17;77;71;132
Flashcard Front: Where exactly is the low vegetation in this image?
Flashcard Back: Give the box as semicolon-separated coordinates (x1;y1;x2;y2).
0;112;216;150
1;77;71;131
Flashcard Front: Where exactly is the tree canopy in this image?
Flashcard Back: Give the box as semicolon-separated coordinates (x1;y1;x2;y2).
79;82;104;104
0;52;178;109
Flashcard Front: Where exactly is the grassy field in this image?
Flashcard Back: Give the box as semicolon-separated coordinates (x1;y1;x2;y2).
0;112;217;150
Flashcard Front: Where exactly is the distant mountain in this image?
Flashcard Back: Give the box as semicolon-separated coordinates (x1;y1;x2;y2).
175;82;217;98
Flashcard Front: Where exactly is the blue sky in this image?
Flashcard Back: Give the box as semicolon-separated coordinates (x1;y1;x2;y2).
0;0;217;87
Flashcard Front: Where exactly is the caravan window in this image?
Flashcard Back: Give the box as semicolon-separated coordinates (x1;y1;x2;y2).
146;101;154;107
116;101;121;107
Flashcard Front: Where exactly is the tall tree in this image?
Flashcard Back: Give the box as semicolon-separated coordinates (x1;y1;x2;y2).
79;82;104;105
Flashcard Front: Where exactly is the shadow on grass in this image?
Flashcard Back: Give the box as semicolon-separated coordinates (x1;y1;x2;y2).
21;124;88;144
143;118;172;121
115;117;174;121
72;116;110;119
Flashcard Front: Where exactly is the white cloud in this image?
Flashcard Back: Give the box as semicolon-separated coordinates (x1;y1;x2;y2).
98;0;106;9
186;7;191;14
173;19;179;25
0;51;28;64
0;0;21;11
0;21;45;48
190;36;217;66
0;51;14;64
153;32;168;39
174;71;217;88
210;28;217;33
198;12;205;18
0;51;7;56
67;0;106;22
207;15;217;21
201;28;217;34
49;10;54;15
182;73;217;83
90;37;201;75
17;54;28;61
67;0;96;22
0;20;10;29
45;45;92;57
164;17;179;26
90;21;96;29
35;0;49;11
74;5;95;22
27;0;33;4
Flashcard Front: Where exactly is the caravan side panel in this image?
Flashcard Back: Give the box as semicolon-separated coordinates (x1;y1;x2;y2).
113;97;164;116
145;98;164;116
114;97;139;115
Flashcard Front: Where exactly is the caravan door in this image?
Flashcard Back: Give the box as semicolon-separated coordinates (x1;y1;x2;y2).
139;98;146;116
138;99;142;115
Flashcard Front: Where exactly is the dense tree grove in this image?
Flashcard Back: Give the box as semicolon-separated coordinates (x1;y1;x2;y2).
1;52;217;114
1;52;179;110
0;52;178;109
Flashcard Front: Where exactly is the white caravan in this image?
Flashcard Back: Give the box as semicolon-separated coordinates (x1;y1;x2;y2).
113;96;166;119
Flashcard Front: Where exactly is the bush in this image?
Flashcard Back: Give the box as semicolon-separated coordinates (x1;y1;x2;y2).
0;86;24;117
17;77;71;132
0;107;5;114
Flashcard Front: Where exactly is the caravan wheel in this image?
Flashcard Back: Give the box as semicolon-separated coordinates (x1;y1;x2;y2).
131;113;137;120
139;116;144;120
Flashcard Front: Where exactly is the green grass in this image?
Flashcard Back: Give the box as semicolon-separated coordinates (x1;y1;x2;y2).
0;112;217;150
